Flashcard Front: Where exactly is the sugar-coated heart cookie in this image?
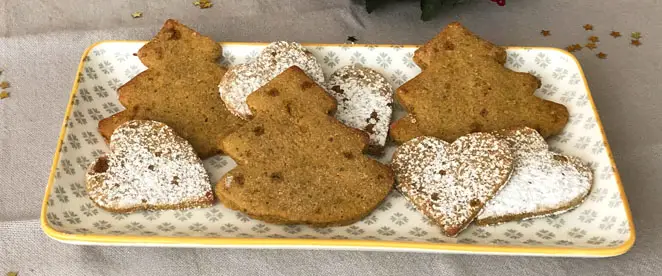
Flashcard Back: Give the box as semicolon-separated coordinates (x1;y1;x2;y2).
326;65;393;155
476;127;594;226
391;133;514;237
86;120;214;213
219;41;325;119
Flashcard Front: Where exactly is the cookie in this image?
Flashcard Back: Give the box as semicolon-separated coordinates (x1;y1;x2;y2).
390;22;569;144
326;65;394;155
413;22;507;70
216;66;394;226
86;120;214;213
391;133;513;237
218;63;268;119
98;19;244;158
219;41;325;119
476;127;594;226
255;41;325;84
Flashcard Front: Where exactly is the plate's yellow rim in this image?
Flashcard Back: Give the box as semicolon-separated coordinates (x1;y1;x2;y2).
41;40;636;257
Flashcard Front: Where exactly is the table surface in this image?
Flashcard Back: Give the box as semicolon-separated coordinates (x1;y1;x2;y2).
1;0;660;275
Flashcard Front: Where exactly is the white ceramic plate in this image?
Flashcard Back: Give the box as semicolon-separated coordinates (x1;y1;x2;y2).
41;41;634;257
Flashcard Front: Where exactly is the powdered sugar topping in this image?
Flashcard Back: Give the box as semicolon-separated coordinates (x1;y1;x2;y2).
391;134;513;236
219;64;266;118
219;41;325;119
478;127;594;223
326;65;393;151
85;120;212;210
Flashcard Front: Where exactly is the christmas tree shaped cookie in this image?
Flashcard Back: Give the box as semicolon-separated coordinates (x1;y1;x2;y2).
390;22;569;144
98;19;244;158
216;67;394;226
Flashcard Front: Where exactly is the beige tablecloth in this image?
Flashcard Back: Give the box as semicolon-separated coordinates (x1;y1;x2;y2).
1;0;661;275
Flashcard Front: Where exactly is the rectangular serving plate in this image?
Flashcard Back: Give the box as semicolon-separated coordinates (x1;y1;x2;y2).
41;41;635;257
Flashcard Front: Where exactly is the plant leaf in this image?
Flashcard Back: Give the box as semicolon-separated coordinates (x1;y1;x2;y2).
366;0;383;13
421;0;443;21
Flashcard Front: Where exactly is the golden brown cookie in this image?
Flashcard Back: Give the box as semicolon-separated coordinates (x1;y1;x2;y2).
97;19;244;158
413;22;507;70
476;127;594;226
391;133;514;237
86;120;214;213
390;22;568;144
216;66;394;226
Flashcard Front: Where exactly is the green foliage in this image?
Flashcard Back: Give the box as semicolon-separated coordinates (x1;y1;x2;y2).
366;0;487;21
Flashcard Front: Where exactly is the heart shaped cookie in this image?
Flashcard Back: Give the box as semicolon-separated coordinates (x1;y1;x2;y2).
86;120;214;213
391;133;514;237
219;41;325;119
326;65;394;155
476;127;594;226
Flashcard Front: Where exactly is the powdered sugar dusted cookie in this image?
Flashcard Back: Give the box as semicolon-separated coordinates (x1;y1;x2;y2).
391;134;514;237
255;41;325;84
219;63;266;118
476;127;594;226
86;120;214;213
219;41;325;119
326;65;393;154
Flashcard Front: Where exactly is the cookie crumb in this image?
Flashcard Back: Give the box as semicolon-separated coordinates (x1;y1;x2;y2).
131;11;143;18
583;24;593;31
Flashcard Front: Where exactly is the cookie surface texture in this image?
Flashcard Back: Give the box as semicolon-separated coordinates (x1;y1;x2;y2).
390;22;569;144
326;65;394;155
216;66;394;226
391;133;513;237
219;41;325;119
86;120;214;213
98;19;244;158
476;127;594;225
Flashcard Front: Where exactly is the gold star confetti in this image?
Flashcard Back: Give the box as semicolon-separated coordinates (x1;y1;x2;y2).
583;24;593;31
540;30;551;37
193;0;213;9
588;36;600;43
585;42;597;50
0;91;8;99
131;12;143;18
565;44;583;52
7;272;18;276
631;32;642;39
596;52;607;59
631;39;642;47
610;31;621;38
0;81;9;89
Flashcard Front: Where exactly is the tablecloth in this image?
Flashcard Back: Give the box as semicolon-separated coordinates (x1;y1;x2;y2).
1;0;661;275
